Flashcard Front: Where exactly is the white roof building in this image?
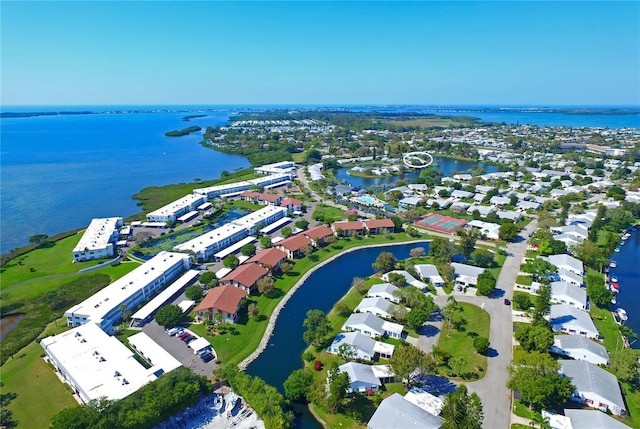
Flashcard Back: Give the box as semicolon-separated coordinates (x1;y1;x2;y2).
560;360;626;416
551;335;609;366
368;393;443;429
72;217;123;262
254;161;297;176
40;323;160;404
338;362;382;393
466;220;501;240
451;262;485;287
381;270;429;290
355;297;399;320
327;332;394;360
548;304;600;340
146;194;206;223
193;173;292;198
342;312;404;339
563;409;631;428
548;254;584;276
414;264;444;287
550;281;588;311
65;251;191;333
404;387;444;417
367;283;400;303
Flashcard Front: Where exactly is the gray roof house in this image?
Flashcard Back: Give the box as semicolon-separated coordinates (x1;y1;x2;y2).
451;189;474;200
367;393;443;429
356;297;399;320
342;312;404;339
381;270;428;290
466;204;495;218
548;254;584;276
550;281;588;311
367;283;400;303
451;262;485;287
550;335;609;366
559;360;626;416
414;264;444;287
557;268;584;287
338;362;382;393
489;195;511;206
549;304;600;340
564;409;631;429
327;332;394;360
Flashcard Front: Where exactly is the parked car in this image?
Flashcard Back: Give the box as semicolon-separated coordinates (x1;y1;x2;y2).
197;347;211;357
200;352;214;363
182;335;194;342
504;298;511;305
178;332;190;340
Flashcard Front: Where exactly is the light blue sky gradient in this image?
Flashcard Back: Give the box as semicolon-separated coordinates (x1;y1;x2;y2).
2;1;638;106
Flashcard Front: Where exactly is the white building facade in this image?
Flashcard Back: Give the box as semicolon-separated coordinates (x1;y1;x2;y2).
72;217;123;262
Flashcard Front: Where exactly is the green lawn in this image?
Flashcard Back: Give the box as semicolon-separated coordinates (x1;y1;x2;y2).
590;304;623;352
312;204;347;224
436;302;490;380
1;341;77;429
515;275;533;286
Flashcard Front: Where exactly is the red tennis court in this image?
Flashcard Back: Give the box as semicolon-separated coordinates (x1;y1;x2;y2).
414;213;467;233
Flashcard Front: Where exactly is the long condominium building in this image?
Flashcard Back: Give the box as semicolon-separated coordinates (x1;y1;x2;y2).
254;161;297;176
146;194;206;224
65;251;191;333
193;173;292;199
72;217;124;262
174;205;287;261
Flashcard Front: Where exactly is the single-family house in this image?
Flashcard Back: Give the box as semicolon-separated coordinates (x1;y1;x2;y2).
363;219;395;235
451;263;485;287
548;253;584;276
356;297;400;320
550;335;609;366
367;393;443;429
475;185;494;194
404;388;445;417
399;197;422;208
560;360;626;416
558;268;584;287
548;304;600;340
551;225;589;242
490;195;511;206
342;312;404;339
516;200;541;211
257;193;282;206
563;409;631;429
276;234;313;259
219;263;268;294
496;210;523;222
450;201;471;214
466;220;501;240
451;190;474;200
332;221;365;237
338;362;382;393
550;281;588;310
466;205;495;218
280;197;302;213
304;225;335;247
381;270;428;291
367;283;400;303
246;247;288;273
239;191;261;203
327;332;394;360
193;285;247;324
414;264;444;287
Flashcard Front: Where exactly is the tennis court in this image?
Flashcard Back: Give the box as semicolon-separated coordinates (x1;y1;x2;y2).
414;213;467;233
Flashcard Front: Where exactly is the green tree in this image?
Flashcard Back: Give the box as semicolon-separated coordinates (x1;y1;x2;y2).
199;271;216;285
304;149;322;164
257;276;275;296
248;303;259;318
295;219;309;230
281;226;293;238
429;237;458;262
507;351;574;411
260;236;272;248
473;336;490;355
449;356;466;377
155;304;183;327
514;324;553;353
28;234;49;245
459;230;478;260
531;284;552;326
476;271;496;296
185;284;203;301
499;221;520;241
389;343;435;388
471;249;494;268
303;309;332;348
280;262;293;275
513;293;532;311
284;368;314;402
301;245;313;258
609;349;640;386
352;277;368;295
441;384;483;429
223;254;239;269
443;296;462;337
372;251;397;273
327;368;350;412
240;243;257;257
586;274;612;307
387;272;407;287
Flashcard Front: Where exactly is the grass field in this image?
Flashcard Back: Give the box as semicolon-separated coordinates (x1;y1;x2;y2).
436;302;490;380
2;341;78;429
515;275;533;286
312;204;347;224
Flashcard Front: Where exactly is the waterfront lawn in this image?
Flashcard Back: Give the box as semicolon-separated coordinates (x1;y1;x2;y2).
1;341;77;429
0;233;98;288
190;233;427;367
590;302;622;352
436;302;490;380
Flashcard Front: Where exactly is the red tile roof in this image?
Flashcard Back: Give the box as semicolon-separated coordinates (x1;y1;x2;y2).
305;226;334;240
194;285;246;315
220;263;268;288
259;194;281;203
332;221;364;231
277;234;312;251
240;191;261;198
246;247;288;267
280;198;302;207
363;219;395;229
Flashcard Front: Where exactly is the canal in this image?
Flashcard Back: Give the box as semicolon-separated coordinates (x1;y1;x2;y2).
608;227;640;349
333;157;498;188
246;241;430;428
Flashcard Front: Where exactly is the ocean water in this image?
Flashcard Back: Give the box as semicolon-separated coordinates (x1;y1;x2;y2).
0;111;250;253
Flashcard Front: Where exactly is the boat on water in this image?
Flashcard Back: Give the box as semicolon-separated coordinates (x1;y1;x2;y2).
611;296;617;305
614;247;621;253
620;240;626;246
228;393;238;410
212;394;224;412
611;282;620;290
617;308;629;321
610;260;617;268
611;276;619;283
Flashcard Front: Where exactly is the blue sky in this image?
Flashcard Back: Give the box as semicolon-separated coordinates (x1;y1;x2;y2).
2;1;638;106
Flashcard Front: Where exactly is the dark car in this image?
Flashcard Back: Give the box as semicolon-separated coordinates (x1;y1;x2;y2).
178;332;190;340
504;298;511;305
185;336;196;344
200;352;214;363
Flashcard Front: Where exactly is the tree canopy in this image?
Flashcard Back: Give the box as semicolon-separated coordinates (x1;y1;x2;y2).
441;384;484;429
372;252;397;273
155;304;183;327
303;309;332;348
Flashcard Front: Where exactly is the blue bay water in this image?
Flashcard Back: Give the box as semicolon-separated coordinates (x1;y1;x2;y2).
0;111;250;253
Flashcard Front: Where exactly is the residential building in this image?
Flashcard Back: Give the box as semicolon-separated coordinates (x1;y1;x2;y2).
550;335;609;366
219;263;268;294
332;221;365;237
276;234;313;259
356;297;400;320
193;173;292;198
414;264;444;287
342;312;404;339
550;281;588;310
362;219;395;234
466;220;501;240
72;217;123;262
254;161;297;176
303;225;334;246
367;393;443;429
65;251;191;333
193;285;247;324
327;332;394;360
559;360;626;416
451;262;485;287
548;254;584;276
280;197;302;213
381;270;428;290
367;283;400;303
338;362;382;393
548;304;600;339
246;247;288;272
563;409;631;428
146;194;206;223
